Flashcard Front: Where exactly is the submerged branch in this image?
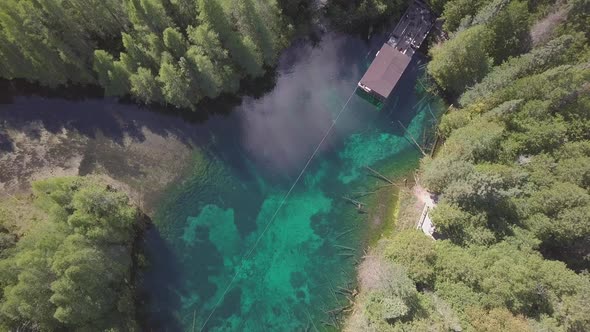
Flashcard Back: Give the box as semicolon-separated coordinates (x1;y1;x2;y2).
364;165;394;184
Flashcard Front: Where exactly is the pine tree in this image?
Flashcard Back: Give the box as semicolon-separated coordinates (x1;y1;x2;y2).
163;27;188;59
0;0;288;109
158;53;195;109
93;50;130;96
127;0;173;33
234;0;279;64
198;0;264;76
185;46;223;98
130;67;162;103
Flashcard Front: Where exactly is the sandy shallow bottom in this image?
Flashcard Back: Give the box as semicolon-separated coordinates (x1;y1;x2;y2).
0;108;195;216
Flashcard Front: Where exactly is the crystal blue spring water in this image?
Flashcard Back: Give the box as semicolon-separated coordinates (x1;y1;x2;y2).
144;32;445;331
0;31;444;332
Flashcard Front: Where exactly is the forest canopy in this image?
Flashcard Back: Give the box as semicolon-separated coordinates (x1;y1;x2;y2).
326;0;407;31
0;177;143;331
424;0;590;269
348;0;590;330
0;0;290;110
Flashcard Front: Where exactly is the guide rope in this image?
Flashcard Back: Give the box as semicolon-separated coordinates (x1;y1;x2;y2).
198;89;357;331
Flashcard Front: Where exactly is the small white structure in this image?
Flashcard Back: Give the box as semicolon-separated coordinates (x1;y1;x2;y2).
416;205;435;239
414;185;437;239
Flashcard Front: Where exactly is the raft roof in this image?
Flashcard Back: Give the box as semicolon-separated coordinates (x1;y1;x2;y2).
357;44;412;100
357;0;435;101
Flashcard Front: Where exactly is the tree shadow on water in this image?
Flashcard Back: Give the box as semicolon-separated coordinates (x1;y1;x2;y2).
0;63;278;153
136;225;184;331
380;55;439;139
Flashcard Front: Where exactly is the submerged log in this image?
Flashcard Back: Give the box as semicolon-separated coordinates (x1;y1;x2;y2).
338;253;355;258
335;228;355;239
397;121;427;156
336;289;350;296
364;165;394;184
304;308;319;332
430;133;440;158
334;244;356;251
325;277;340;304
338;286;352;292
342;196;365;210
321;320;336;328
352;191;377;198
327;305;352;314
333;315;342;329
377;183;400;189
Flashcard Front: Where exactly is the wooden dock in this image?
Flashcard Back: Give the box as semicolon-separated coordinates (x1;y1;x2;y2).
358;0;435;101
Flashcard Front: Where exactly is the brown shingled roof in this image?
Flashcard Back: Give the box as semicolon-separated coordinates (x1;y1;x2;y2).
358;44;412;99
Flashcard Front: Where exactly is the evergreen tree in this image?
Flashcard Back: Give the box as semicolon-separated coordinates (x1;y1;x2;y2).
127;0;173;33
93;50;130;96
428;25;493;95
198;0;264;77
130;67;162;103
163;27;188;59
486;0;531;63
0;0;288;109
0;177;140;331
185;47;224;98
158;54;195;109
187;23;241;92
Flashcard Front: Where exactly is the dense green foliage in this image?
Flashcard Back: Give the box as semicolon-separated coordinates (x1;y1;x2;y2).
428;25;494;95
0;177;141;331
326;0;406;31
0;0;289;110
424;0;590;269
426;0;576;95
349;0;590;330
325;0;460;31
351;231;590;331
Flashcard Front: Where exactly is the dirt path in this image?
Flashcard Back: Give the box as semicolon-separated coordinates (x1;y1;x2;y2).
413;183;435;208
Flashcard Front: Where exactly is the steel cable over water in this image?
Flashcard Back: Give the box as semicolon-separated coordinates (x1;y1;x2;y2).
198;89;358;331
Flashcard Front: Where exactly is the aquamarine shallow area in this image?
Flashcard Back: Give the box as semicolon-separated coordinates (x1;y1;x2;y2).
145;32;445;331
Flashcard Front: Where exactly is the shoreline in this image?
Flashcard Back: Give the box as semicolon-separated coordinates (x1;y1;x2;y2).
343;180;429;330
342;162;437;330
0;100;201;217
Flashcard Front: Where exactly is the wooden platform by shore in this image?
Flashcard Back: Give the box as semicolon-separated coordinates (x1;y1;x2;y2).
358;0;436;101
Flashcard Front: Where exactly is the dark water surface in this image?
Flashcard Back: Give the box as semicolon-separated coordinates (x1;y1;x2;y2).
0;32;444;331
144;32;444;331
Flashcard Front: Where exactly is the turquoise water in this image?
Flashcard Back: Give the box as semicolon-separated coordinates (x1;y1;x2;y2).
143;33;445;330
0;31;443;331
